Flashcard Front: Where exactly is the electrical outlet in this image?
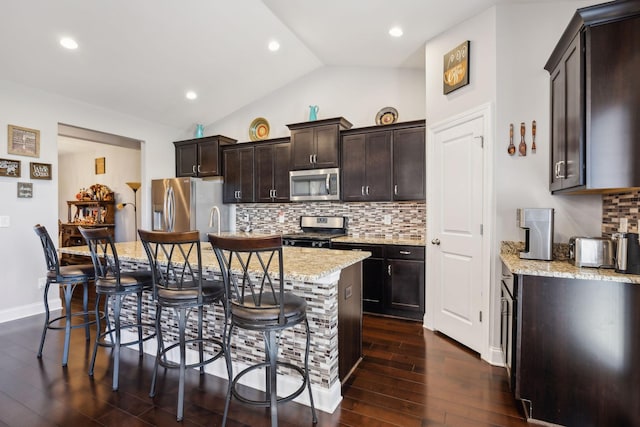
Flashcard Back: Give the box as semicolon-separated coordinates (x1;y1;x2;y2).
620;218;629;233
38;277;46;289
383;215;392;225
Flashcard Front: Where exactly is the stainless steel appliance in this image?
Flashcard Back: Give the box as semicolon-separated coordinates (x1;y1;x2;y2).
151;177;231;241
517;208;554;261
614;232;640;274
281;215;347;248
568;236;615;268
289;168;340;202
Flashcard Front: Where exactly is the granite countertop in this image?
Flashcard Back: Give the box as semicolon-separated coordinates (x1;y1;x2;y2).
61;236;371;282
501;241;640;284
332;235;425;247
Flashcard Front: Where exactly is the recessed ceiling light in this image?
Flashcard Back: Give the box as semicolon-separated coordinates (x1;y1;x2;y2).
268;40;280;52
389;27;403;38
185;91;198;100
60;37;78;50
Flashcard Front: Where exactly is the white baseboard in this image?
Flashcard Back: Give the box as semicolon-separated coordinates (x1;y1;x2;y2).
0;297;62;324
486;344;505;366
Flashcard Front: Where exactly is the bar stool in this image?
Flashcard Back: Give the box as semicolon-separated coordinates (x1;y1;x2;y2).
78;227;155;391
208;234;317;427
138;229;229;422
33;224;96;367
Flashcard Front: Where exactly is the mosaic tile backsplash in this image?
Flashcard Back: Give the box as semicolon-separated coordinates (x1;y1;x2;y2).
235;201;426;240
602;190;640;237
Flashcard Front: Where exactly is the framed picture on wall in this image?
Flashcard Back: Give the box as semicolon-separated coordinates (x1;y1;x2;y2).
7;125;40;157
95;157;105;174
443;40;470;94
30;162;52;180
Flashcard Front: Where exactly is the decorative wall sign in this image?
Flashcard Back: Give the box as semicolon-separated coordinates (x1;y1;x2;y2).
7;125;40;157
30;162;52;180
0;158;21;177
17;182;33;198
95;157;105;174
443;40;470;94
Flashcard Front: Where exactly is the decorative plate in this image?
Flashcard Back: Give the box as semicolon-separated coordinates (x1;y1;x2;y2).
249;117;270;141
375;107;398;126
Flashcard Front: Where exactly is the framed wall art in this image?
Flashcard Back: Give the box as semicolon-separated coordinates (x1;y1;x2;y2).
95;157;105;174
7;125;40;157
0;158;21;177
17;182;33;198
443;40;470;94
30;162;52;180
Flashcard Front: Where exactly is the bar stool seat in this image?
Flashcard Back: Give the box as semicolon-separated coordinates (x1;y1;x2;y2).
34;224;99;367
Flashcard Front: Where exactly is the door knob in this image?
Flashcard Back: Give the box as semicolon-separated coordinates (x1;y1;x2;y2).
431;238;441;245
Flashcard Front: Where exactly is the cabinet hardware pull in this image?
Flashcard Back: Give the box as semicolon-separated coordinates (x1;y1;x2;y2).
313;154;317;164
361;186;365;196
197;165;201;173
310;154;313;164
399;250;411;255
388;265;391;276
192;165;196;174
366;186;370;195
394;184;398;195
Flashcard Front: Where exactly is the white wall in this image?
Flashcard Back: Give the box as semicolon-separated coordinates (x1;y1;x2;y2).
425;1;604;362
208;66;426;140
0;79;180;322
58;141;141;242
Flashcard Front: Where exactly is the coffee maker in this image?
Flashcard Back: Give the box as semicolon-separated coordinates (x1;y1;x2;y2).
517;208;554;261
614;232;640;274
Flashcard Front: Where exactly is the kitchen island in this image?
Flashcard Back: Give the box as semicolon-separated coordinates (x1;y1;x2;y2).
501;243;640;426
61;239;370;413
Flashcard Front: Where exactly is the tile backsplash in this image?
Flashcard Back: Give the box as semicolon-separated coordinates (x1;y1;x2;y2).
602;190;640;237
236;201;426;239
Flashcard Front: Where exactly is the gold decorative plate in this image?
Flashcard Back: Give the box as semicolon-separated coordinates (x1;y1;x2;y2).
249;117;270;141
375;107;398;125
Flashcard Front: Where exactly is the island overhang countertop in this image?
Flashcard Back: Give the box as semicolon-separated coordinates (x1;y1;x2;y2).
61;238;371;282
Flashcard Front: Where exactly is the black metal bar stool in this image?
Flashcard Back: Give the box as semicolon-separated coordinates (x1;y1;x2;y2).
208;234;317;427
33;224;96;367
138;229;229;422
79;227;155;391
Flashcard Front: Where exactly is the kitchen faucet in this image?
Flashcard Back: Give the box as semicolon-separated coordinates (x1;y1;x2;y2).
208;206;221;235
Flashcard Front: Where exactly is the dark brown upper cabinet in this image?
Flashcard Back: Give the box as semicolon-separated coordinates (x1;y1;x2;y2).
392;126;426;201
287;117;352;170
174;135;236;178
545;1;640;194
341;131;392;201
221;144;254;203
254;139;291;203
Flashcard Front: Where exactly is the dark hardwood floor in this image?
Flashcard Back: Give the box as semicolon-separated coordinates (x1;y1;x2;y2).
0;309;527;426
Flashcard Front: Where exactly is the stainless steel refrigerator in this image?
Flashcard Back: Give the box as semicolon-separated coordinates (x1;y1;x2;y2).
151;177;231;241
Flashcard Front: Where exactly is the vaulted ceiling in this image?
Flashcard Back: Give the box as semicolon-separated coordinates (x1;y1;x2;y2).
1;0;575;130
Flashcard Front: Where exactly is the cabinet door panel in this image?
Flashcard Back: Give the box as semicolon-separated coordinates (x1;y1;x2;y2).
365;131;392;201
387;259;425;318
393;127;425;200
363;257;385;313
239;147;254;202
197;139;221;176
222;149;240;203
314;125;340;168
563;36;582;189
341;134;366;201
272;142;291;201
254;145;274;202
175;143;197;177
290;128;315;170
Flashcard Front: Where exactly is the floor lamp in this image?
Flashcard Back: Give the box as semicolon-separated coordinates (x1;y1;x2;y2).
118;182;141;241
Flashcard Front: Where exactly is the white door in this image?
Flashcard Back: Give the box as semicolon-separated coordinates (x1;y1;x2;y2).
428;109;486;353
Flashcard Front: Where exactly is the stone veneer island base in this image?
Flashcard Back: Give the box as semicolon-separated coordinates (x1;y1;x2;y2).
61;240;369;413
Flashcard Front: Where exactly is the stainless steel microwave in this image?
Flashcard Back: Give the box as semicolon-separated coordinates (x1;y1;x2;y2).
289;168;340;201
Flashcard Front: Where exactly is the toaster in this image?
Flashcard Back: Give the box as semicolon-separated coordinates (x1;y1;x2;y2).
568;237;615;268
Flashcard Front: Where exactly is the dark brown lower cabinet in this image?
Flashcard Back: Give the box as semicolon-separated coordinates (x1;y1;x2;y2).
337;262;362;383
332;243;425;321
515;274;640;426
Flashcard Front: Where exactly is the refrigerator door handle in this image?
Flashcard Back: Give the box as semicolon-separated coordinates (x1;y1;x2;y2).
164;186;176;231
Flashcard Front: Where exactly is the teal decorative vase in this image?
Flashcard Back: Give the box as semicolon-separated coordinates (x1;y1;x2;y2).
308;105;319;121
195;124;204;138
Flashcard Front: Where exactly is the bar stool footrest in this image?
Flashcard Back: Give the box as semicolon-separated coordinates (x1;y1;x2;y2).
231;361;308;406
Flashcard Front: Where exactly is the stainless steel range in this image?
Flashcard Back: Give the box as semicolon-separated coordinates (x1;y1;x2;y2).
281;216;347;248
